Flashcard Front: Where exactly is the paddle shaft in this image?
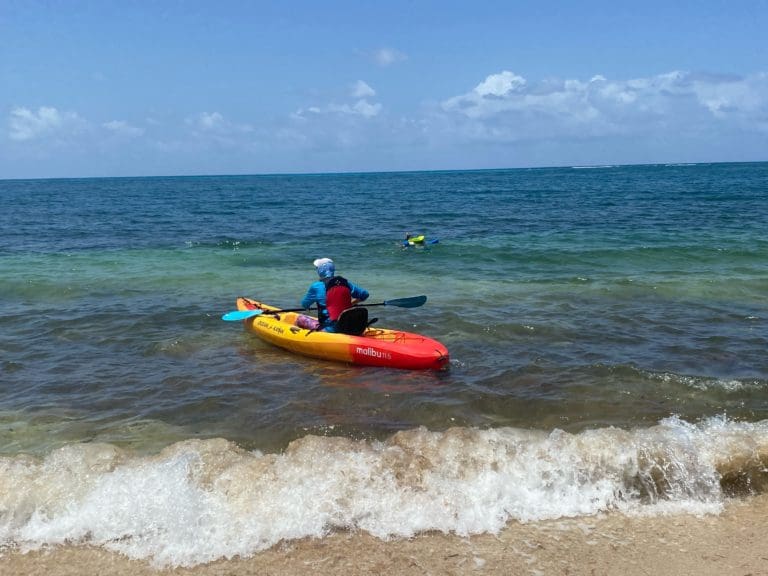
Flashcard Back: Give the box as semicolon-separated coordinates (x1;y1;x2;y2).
263;295;426;314
221;295;426;321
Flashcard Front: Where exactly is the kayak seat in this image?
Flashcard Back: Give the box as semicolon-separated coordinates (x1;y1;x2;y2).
335;307;370;336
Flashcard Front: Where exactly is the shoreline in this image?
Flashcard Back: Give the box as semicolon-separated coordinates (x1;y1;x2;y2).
3;495;768;575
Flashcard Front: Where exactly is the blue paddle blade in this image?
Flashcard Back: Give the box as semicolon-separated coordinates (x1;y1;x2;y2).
383;295;427;308
221;309;263;321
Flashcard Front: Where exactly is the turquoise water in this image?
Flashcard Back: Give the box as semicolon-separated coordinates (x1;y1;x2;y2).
1;163;767;565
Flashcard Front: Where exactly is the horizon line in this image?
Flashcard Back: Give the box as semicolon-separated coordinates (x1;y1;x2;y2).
1;159;766;183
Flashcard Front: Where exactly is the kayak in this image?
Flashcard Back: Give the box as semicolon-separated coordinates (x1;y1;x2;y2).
402;234;439;247
235;297;450;370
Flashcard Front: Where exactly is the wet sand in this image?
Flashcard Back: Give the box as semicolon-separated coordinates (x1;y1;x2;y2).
3;495;768;576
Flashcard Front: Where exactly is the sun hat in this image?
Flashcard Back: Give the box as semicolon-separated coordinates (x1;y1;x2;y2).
313;257;335;278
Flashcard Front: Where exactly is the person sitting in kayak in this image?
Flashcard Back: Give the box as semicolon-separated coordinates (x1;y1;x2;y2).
300;258;370;332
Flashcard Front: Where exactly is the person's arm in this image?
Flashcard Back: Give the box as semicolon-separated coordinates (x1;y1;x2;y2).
348;282;369;303
301;282;320;309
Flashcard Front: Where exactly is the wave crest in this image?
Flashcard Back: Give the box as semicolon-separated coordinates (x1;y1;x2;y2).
2;417;768;567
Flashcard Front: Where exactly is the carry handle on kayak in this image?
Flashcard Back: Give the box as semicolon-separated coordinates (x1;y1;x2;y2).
221;295;427;321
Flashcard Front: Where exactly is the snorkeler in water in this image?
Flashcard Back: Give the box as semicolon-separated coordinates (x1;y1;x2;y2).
402;233;438;247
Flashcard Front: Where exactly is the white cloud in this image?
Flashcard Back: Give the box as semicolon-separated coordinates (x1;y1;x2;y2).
185;111;253;135
6;69;765;178
103;120;144;137
439;70;768;140
373;48;407;67
692;72;768;118
474;71;526;97
293;81;382;121
8;106;84;141
298;101;382;119
351;99;381;118
199;112;225;129
187;111;225;131
352;80;376;98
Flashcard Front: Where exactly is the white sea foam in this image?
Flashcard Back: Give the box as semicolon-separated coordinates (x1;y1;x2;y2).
2;417;768;567
570;165;617;169
648;370;762;392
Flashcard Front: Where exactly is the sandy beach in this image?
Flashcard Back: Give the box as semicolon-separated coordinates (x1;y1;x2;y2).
3;494;768;576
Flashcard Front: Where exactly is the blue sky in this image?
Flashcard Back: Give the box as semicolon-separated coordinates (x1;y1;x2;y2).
2;1;767;178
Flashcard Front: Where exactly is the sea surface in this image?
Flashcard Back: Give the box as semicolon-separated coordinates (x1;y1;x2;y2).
1;162;767;566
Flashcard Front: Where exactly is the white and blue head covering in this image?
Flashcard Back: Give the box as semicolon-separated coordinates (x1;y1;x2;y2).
313;257;335;278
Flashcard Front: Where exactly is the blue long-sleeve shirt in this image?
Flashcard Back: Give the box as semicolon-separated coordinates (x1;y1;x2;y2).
301;277;369;328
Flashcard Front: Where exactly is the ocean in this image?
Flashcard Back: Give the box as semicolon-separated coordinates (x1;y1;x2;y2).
1;162;767;567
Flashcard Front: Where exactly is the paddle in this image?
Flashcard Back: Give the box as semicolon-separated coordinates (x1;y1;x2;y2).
221;295;427;321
